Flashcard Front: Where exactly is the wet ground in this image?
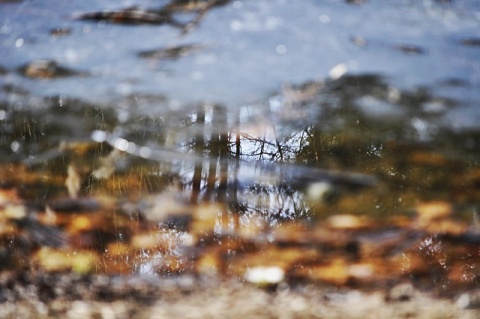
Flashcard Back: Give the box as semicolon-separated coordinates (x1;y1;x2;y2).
1;0;480;318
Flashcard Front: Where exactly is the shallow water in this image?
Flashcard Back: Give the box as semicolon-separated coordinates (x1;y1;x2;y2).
1;0;480;124
0;0;479;296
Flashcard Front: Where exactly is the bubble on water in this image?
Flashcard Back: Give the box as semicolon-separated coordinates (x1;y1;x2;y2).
233;1;243;9
367;143;383;157
139;146;152;158
117;110;130;123
265;16;281;30
387;87;401;103
65;49;79;63
276;44;287;55
191;71;204;81
116;83;132;95
319;14;330;23
195;53;216;65
91;130;107;142
82;25;91;34
10;141;20;152
15;38;24;48
411;117;429;141
306;182;334;202
97;20;106;28
0;109;5;120
113;137;129;151
126;141;136;153
0;24;12;35
230;20;243;31
328;63;348;80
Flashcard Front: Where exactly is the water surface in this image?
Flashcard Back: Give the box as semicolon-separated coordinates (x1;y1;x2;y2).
0;0;479;297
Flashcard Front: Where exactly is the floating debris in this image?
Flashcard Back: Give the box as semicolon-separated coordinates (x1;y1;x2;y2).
138;43;208;60
74;7;182;27
351;35;367;46
49;27;72;37
394;44;427;55
164;0;231;12
460;37;480;47
73;1;231;35
329;63;349;80
17;60;86;79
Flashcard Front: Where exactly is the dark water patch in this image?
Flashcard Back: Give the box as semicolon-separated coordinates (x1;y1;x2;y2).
460;37;480;47
439;78;470;87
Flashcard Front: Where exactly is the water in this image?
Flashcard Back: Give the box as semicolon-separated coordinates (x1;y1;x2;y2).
0;0;480;295
1;0;479;127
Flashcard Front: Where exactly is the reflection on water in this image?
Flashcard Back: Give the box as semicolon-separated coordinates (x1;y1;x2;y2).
1;72;479;295
0;0;479;299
